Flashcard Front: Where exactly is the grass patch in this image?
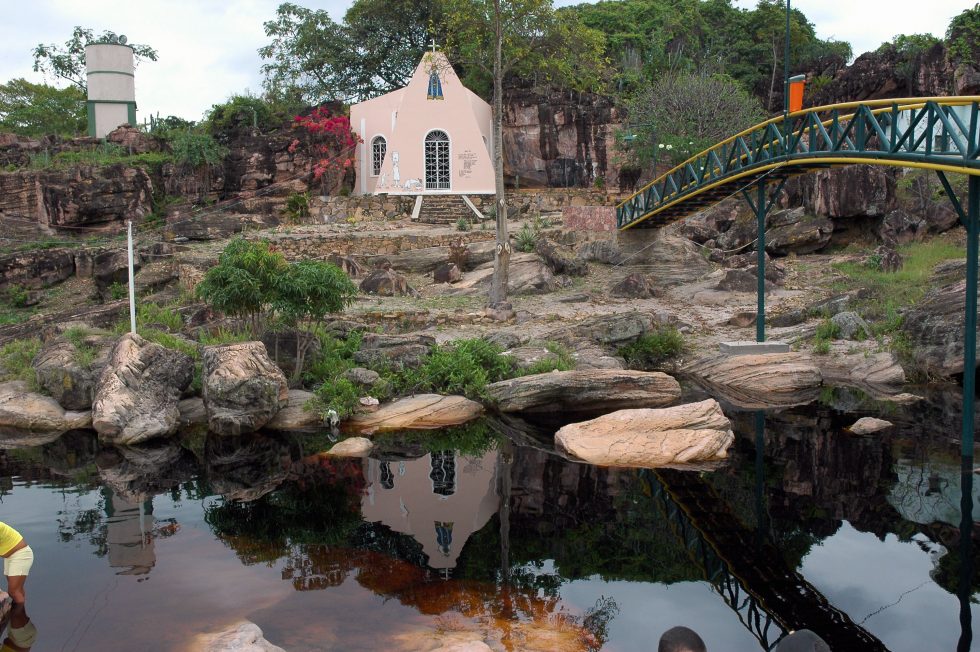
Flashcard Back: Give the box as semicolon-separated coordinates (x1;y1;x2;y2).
26;146;174;172
63;325;100;366
138;303;185;332
618;325;685;370
0;338;41;389
198;327;253;346
398;338;514;400
518;341;575;375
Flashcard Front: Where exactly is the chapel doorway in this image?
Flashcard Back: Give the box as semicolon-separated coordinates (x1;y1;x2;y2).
424;130;450;190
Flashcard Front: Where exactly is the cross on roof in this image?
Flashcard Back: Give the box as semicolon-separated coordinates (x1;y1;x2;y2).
430;38;439;53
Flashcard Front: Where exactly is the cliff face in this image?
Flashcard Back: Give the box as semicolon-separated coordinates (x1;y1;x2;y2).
502;85;625;191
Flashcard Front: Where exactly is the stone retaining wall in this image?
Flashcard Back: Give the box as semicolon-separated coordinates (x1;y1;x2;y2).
259;229;496;258
562;206;617;232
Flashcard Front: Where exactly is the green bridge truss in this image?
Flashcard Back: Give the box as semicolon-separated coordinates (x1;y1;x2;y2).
617;97;980;229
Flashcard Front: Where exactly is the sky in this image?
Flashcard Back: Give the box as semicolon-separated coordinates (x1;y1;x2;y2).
0;0;969;122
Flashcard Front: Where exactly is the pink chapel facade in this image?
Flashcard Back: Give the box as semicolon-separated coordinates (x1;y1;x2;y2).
350;51;495;196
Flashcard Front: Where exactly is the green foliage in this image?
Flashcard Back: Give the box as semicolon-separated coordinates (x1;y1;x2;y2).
814;318;840;340
285;192;310;222
519;341;575;375
138;303;184;331
204;94;279;142
197;327;253;346
455;216;471;232
618;326;685;369
63;326;99;367
108;282;128;301
165;129;228;168
2;285;30;309
812;338;830;356
0;78;85;137
946;4;980;63
195;238;287;332
32;27;158;90
260;0;443;104
0;338;41;388
399;338;515;400
514;222;540;253
302;331;363;387
884;33;941;56
311;377;361;420
626;72;765;169
21;143;173;172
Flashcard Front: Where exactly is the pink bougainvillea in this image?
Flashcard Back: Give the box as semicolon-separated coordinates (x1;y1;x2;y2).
291;107;361;192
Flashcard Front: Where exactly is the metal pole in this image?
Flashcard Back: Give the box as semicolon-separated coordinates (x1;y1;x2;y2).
757;181;767;342
783;0;791;153
963;175;980;457
127;220;137;334
958;452;974;651
754;410;766;546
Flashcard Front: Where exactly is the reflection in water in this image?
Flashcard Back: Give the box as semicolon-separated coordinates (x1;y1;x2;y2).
105;491;155;576
2;603;37;652
362;451;498;574
959;455;974;652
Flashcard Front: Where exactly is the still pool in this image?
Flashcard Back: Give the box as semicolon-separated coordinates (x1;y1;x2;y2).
0;389;978;651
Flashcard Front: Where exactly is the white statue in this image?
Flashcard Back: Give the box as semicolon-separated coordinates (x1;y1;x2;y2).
391;151;400;187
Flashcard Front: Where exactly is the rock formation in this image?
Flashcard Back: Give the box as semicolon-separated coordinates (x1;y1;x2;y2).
0;380;91;444
347;394;483;434
555;399;734;468
92;333;194;445
684;352;823;408
202;342;289;436
487;369;681;413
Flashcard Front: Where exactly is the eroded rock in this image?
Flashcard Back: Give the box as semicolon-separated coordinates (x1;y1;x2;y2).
0;380;91;443
190;621;286;652
347;394;483;434
33;328;113;410
684;352;822;408
326;437;374;457
848;417;893;435
360;268;417;296
202;342;289;436
487;369;680;413
353;333;434;369
264;389;320;432
555;399;734;468
92;333;193;445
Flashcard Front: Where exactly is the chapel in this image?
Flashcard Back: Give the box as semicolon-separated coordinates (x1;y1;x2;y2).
350;49;495;199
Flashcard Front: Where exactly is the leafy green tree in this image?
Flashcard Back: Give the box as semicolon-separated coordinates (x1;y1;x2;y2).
626;71;764;169
259;0;441;104
32;27;158;90
272;260;358;382
946;3;980;64
204;94;280;143
0;78;85;137
444;0;605;304
194;238;287;335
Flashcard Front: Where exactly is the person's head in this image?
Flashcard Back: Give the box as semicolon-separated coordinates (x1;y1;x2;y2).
658;626;707;652
774;630;830;652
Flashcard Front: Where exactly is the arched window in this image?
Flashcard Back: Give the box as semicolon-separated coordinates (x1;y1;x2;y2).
371;136;386;176
427;72;443;100
424;130;450;190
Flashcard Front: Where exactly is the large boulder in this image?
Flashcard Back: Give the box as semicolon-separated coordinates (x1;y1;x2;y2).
765;214;834;256
353;333;435;369
577;239;625;265
32;327;113;410
264;389;321;432
0;380;91;444
795;165;897;218
831;311;871;340
360;267;417;296
202;342;289;436
487;369;681;413
817;350;905;389
877;209;927;245
450;253;558;295
683;352;823;408
0;248;75;291
535;238;587;276
555;399;734;468
610;273;659;298
545;311;663;347
92;333;194;445
347;394;483;434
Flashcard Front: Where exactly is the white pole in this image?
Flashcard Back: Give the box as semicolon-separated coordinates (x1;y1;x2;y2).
127;220;137;334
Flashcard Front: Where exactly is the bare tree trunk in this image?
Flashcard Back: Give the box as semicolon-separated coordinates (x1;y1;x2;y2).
768;38;778;113
489;0;510;305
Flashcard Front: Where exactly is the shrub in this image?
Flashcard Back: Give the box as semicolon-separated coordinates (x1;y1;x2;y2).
204;94;278;142
401;338;515;400
0;338;41;389
3;285;30;309
456;216;471;232
519;341;575;375
302;331;362;388
814;318;841;340
197;327;253;347
165;129;227;168
514;222;539;253
138;303;184;332
618;326;685;370
310;377;361;420
285;192;311;222
108;282;128;301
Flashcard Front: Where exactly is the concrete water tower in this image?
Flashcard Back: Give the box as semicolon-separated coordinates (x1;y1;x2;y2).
85;35;136;138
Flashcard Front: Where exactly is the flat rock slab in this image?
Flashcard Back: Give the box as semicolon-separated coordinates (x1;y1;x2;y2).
684;352;822;409
347;394;483;434
487;369;680;414
264;389;321;432
189;620;285;652
555;399;734;469
325;437;374;457
0;380;92;441
719;341;790;355
848;417;893;435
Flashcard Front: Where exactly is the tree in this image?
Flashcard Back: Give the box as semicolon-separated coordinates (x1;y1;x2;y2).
32;27;158;91
946;3;980;65
289;106;361;194
0;78;85;137
443;0;605;304
259;0;441;104
272;261;358;383
626;72;765;169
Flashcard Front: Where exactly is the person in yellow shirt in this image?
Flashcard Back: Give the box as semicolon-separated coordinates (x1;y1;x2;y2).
0;522;32;606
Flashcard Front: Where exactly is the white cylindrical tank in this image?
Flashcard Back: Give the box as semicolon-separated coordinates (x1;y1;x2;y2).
85;42;136;138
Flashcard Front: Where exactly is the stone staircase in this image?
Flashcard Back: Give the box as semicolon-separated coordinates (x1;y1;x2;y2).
416;194;475;225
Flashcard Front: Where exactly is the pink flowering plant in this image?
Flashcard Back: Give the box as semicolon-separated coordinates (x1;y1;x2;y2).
289;106;361;194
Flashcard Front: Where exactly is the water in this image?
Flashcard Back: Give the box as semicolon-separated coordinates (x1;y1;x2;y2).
0;387;978;651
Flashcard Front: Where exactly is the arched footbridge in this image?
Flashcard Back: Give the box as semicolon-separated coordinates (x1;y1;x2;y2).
617;97;980;455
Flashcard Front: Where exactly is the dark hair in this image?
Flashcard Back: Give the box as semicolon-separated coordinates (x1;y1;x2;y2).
658;626;707;652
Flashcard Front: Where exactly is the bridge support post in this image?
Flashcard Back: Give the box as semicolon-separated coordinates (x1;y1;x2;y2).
964;175;980;457
756;183;766;342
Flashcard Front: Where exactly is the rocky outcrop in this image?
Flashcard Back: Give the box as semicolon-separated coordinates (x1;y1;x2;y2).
901;276;978;377
359;267;418;296
555;399;734;468
817;351;906;389
502;83;622;189
347;394;483;434
546;311;665;347
450;253;557;295
576;239;625;265
848;417;893;435
610;273;658;298
0;380;91;443
0;248;75;290
831;311;872;340
791;165;896;219
264;389;321;432
684;352;823;408
535;238;587;276
189;621;286;652
325;437;374;457
202;342;289;436
92;333;194;445
487;369;681;413
32;327;113;410
353;333;434;369
167;213;279;241
766;213;834;256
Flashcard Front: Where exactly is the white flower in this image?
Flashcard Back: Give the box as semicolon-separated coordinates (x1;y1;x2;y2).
666;144;674;150
658;143;665;149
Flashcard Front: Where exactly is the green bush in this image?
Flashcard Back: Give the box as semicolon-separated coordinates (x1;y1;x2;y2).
310;377;361;420
618;326;685;370
514;222;539;253
3;285;30;309
198;327;253;346
165;129;227;168
519;341;575;375
302;331;362;387
285;192;311;222
0;338;41;389
108;282;128;301
400;338;515;400
455;216;471;232
814;318;841;340
204;94;279;142
138;303;184;332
